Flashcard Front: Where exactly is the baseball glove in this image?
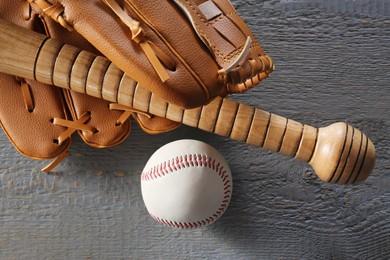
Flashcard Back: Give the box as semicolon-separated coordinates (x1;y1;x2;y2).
0;0;180;172
0;0;273;171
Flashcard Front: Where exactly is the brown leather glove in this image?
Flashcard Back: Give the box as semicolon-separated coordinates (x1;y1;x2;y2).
0;0;273;171
26;0;274;108
0;1;180;171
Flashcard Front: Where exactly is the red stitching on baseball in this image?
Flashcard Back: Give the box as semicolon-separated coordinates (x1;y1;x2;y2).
142;154;232;229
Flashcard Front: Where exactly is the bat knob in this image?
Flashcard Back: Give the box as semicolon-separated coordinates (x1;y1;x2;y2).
309;122;375;184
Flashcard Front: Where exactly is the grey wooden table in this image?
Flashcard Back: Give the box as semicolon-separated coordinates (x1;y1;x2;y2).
1;0;389;259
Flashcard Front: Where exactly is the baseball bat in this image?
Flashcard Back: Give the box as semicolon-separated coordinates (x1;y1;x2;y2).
0;19;375;184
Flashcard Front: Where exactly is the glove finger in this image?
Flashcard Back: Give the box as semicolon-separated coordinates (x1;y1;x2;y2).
0;74;71;160
133;113;181;135
0;1;71;166
36;10;132;148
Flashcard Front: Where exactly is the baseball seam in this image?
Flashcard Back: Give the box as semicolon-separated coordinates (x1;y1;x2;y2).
141;154;232;228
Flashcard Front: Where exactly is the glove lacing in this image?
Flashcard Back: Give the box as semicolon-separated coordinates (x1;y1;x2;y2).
227;55;274;94
109;103;152;126
44;111;97;172
102;0;176;82
27;0;73;31
16;77;34;113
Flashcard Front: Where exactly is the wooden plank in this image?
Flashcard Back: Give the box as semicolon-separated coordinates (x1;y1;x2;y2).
0;0;389;259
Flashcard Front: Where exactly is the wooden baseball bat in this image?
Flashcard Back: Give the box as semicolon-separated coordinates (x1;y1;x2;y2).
0;19;375;184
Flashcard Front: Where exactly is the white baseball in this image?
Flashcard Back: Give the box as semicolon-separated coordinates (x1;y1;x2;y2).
140;139;232;229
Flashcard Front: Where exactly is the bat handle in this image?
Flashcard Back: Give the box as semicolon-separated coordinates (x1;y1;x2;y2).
179;98;375;184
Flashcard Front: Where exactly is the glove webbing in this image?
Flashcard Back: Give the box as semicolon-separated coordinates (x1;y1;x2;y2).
110;104;152;126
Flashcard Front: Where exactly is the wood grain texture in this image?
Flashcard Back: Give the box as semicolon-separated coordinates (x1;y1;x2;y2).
0;0;389;259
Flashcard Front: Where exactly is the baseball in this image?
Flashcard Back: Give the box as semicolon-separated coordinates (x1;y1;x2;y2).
140;139;232;229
